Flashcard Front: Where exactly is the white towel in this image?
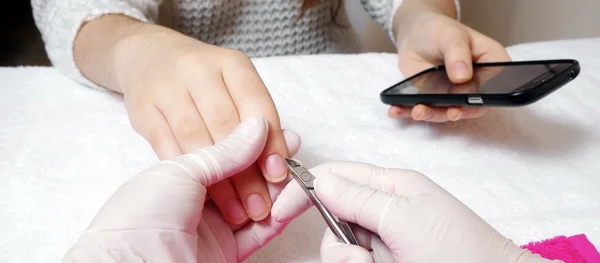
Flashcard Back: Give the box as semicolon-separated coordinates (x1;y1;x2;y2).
1;37;600;263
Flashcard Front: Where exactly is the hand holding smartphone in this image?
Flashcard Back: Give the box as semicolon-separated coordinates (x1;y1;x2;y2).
381;60;580;107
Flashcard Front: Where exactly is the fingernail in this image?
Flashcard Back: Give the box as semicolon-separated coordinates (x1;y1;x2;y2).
265;154;287;182
452;62;470;80
451;111;463;121
388;107;401;118
226;199;248;224
246;194;268;219
418;108;433;121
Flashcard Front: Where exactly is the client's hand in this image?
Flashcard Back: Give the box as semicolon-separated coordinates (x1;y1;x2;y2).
79;15;291;225
393;11;511;122
273;162;561;263
62;116;301;263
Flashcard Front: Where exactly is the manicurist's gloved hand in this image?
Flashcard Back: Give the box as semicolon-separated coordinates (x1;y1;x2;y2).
273;162;562;263
63;116;301;263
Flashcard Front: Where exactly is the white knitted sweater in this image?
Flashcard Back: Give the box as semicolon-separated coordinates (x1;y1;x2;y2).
31;0;460;88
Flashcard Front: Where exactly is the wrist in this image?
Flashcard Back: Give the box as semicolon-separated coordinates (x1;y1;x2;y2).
74;14;155;93
107;16;172;93
110;21;202;94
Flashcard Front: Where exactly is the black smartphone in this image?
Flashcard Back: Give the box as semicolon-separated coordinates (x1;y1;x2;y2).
380;59;580;107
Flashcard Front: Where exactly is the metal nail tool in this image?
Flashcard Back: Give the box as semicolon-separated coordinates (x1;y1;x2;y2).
284;158;359;245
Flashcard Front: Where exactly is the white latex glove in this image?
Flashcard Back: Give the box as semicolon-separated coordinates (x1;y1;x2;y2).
63;116;301;263
272;162;563;263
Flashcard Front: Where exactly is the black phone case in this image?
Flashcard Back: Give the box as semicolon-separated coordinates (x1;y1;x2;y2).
380;59;580;107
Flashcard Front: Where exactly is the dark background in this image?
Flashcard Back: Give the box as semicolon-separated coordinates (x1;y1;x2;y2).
0;1;50;66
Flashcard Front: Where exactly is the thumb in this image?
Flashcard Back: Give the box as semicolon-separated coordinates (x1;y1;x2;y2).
438;29;473;83
321;229;374;263
177;115;269;187
84;116;269;231
314;173;400;235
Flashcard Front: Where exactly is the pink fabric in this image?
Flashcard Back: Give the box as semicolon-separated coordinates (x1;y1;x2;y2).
521;234;600;263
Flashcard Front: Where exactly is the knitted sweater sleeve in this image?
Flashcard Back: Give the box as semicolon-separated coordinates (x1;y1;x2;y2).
359;0;461;45
31;0;162;89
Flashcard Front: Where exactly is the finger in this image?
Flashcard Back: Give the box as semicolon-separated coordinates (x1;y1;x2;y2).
447;107;465;121
282;129;301;156
444;77;479;122
351;224;374;250
128;104;182;160
188;74;270;224
271;159;424;225
411;105;451;122
437;28;473;83
247;128;300;198
234;215;291;262
147;113;266;224
314;173;401;235
462;107;491;119
309;161;433;197
229;175;294;232
270;175;312;223
256;129;301;209
320;229;374;263
231;165;271;221
254;130;301;223
271;162;422;223
187;69;241;145
187;116;270;224
271;159;338;224
272;160;414;224
448;106;491;121
370;234;396;263
85;164;212;233
176;115;269;186
222;53;289;183
86;109;224;233
387;106;411;118
197;202;238;263
207;180;249;225
154;90;213;154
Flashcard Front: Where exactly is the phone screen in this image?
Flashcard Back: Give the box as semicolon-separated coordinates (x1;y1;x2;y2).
384;62;573;95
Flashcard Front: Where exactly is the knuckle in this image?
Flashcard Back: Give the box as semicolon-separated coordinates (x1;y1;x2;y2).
249;228;268;249
353;186;377;223
151;84;176;102
226;49;249;61
176;117;204;140
175;51;199;69
174;50;214;74
214;142;241;166
145;125;171;146
487;38;504;49
210;116;238;134
129;106;166;142
272;226;284;237
222;49;253;67
370;166;395;192
439;27;468;45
